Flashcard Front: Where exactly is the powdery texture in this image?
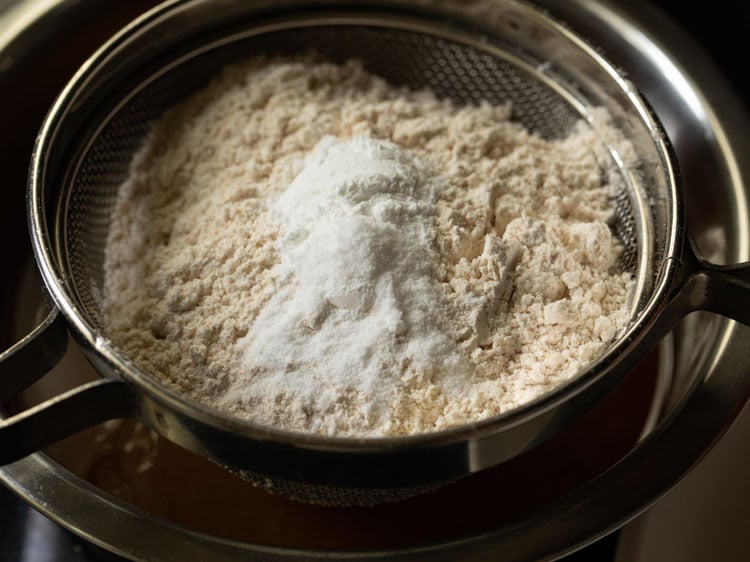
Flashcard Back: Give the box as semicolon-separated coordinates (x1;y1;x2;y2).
102;57;635;437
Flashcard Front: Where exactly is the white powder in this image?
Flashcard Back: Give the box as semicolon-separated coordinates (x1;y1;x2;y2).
233;135;469;433
102;57;635;437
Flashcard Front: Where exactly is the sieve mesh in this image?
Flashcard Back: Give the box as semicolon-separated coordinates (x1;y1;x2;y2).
237;471;455;507
57;22;648;505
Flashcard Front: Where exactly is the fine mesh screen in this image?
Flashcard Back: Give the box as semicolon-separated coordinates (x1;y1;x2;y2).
236;470;455;507
57;22;648;505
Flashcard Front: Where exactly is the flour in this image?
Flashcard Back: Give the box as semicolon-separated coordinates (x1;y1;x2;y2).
102;56;635;437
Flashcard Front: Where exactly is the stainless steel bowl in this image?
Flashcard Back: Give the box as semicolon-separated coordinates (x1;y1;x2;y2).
1;0;749;560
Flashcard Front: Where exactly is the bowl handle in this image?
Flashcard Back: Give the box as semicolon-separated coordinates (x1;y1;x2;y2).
0;306;140;465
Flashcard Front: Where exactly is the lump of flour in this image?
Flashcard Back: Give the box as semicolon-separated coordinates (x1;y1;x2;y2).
102;56;635;437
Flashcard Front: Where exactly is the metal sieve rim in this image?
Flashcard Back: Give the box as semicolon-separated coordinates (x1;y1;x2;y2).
26;0;682;490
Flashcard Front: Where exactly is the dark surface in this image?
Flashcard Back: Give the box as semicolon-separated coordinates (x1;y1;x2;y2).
653;0;750;101
1;0;748;561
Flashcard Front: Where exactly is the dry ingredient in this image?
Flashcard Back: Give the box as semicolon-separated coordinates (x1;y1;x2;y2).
102;56;634;437
236;134;469;434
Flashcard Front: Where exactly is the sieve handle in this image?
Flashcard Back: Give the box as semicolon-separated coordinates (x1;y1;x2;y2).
646;236;750;346
0;304;140;465
0;306;68;403
0;378;139;465
675;236;750;325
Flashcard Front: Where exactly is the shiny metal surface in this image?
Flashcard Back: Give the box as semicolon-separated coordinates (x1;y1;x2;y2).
0;0;749;559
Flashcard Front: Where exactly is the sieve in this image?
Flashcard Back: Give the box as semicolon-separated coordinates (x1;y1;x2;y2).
2;0;750;507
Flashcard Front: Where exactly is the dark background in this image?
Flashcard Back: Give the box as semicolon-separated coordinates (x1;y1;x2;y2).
655;0;749;98
1;1;748;561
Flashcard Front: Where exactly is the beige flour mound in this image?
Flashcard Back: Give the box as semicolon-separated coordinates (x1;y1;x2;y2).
102;56;635;437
